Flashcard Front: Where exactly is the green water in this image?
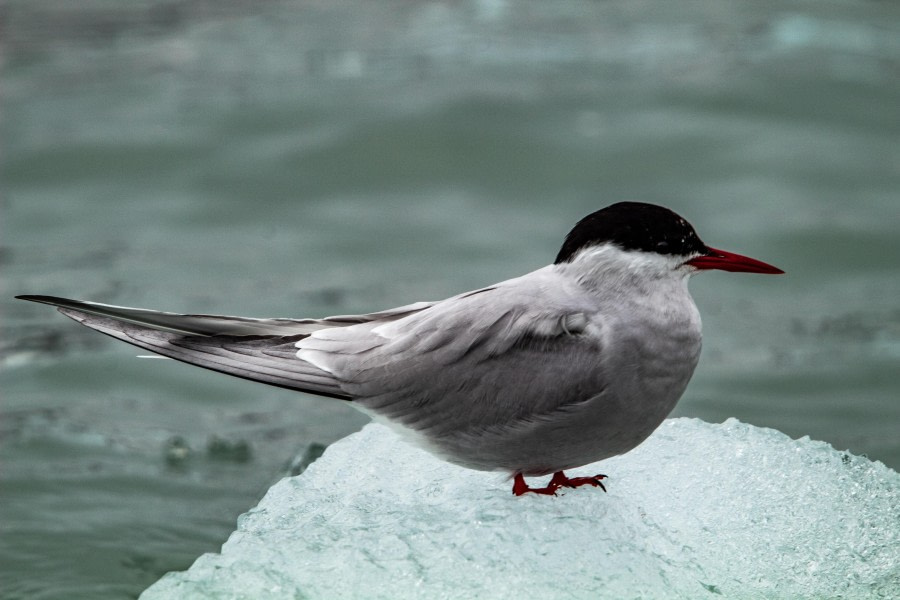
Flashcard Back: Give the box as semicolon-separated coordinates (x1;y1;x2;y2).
2;1;899;597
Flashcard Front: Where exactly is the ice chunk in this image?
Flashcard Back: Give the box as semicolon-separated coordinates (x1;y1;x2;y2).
141;419;900;599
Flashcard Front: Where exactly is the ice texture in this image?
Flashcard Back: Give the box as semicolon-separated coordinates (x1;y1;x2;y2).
141;419;900;599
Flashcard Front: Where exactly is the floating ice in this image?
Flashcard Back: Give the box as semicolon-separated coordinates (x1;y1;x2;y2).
141;419;900;599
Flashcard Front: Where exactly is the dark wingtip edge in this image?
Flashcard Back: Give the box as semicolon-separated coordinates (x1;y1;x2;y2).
15;295;73;306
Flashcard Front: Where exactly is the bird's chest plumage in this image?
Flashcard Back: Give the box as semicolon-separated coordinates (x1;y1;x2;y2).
600;301;701;427
573;279;702;441
412;276;703;475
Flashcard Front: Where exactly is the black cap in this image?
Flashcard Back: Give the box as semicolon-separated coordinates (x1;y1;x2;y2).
555;202;708;264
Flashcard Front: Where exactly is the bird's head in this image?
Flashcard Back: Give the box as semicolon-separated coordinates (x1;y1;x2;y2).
555;202;784;277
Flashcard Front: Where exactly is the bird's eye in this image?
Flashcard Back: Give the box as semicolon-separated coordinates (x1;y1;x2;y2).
656;241;669;250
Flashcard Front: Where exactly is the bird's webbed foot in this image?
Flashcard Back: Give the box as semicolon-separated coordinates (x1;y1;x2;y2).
512;471;608;496
551;470;607;492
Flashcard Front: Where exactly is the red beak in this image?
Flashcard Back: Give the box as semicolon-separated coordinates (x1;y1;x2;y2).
686;247;784;274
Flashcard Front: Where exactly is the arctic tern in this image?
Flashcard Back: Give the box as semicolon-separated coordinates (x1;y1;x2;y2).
17;202;783;496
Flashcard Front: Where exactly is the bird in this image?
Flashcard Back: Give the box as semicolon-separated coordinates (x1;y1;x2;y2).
17;202;783;496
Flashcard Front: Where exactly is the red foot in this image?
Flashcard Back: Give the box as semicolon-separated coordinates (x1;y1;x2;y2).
512;471;607;496
553;471;608;492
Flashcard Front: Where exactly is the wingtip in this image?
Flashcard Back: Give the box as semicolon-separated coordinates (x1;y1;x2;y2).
15;294;72;306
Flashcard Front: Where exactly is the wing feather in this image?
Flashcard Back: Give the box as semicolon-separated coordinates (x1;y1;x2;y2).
16;295;433;336
57;308;351;398
295;269;607;438
18;273;606;450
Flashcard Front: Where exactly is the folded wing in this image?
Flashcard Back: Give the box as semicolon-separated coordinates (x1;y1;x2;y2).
295;271;607;443
16;295;433;399
18;274;607;451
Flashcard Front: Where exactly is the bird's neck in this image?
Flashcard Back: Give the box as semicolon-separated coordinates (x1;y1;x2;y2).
556;244;692;297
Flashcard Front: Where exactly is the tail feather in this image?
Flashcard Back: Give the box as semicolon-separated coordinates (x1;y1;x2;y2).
17;295;351;400
15;295;339;336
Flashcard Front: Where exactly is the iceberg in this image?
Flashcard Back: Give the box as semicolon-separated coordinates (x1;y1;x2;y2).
141;419;900;599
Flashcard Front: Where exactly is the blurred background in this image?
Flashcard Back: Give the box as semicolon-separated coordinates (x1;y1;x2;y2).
2;0;898;597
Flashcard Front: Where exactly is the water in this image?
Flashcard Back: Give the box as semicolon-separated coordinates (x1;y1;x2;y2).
2;0;899;597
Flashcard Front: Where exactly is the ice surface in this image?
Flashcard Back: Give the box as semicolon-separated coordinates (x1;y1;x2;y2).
141;419;900;599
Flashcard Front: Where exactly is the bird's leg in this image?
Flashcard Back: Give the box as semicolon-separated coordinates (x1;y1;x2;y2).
512;473;561;496
550;470;608;492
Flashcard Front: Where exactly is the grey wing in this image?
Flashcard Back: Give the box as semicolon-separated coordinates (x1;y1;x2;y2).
17;295;433;336
296;272;608;438
16;295;436;399
55;308;351;398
